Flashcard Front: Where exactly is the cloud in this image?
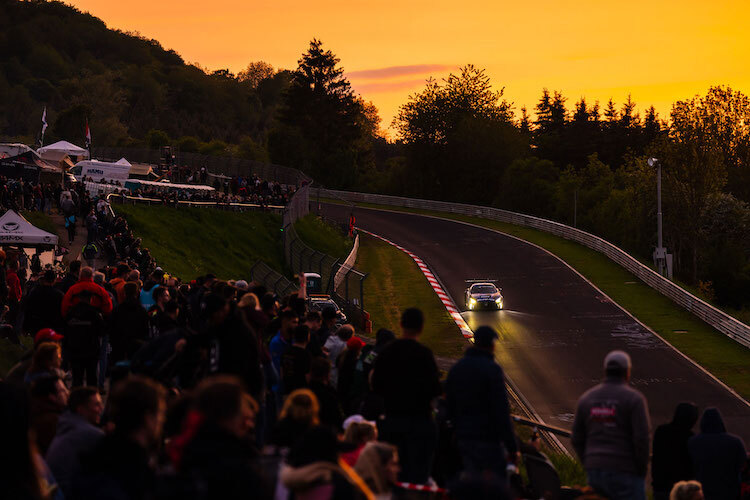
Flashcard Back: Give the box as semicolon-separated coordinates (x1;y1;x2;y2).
351;78;431;94
347;64;452;80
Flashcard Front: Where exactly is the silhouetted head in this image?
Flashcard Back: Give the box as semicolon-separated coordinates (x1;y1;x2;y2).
699;407;726;434
672;402;699;431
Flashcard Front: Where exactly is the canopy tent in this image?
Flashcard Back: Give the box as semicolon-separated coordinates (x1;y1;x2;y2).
0;210;58;247
38;140;88;162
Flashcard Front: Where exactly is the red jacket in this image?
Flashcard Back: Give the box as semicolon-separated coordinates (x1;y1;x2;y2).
6;270;21;302
61;278;113;317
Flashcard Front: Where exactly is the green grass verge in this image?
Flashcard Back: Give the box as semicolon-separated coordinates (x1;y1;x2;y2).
22;211;59;239
356;234;466;359
327;198;750;400
294;214;353;260
115;204;286;280
0;336;33;377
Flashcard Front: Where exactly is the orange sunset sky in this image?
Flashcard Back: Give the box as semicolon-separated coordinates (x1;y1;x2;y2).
68;0;750;134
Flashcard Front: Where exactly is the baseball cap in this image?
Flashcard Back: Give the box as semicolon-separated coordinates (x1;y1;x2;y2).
35;328;64;344
235;280;248;290
346;336;365;351
473;326;499;347
604;350;631;371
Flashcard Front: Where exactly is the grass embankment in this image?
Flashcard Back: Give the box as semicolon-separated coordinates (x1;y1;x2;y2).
23;211;58;238
293;214;352;260
115;204;287;280
326;198;750;399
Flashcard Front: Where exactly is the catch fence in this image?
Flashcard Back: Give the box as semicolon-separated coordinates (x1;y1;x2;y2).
248;260;298;298
283;185;368;328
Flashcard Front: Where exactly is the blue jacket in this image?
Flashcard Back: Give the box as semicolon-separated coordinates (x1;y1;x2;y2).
46;411;104;498
446;347;517;455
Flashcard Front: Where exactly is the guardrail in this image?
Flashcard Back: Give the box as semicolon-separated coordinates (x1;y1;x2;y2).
106;193;285;213
319;188;750;350
249;260;298;297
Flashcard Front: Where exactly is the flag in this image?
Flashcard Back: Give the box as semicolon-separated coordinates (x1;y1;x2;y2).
41;106;48;136
85;120;91;149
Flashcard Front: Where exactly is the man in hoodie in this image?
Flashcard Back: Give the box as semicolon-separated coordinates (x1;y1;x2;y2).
688;407;747;500
22;269;63;335
651;402;699;500
446;326;517;478
46;387;105;498
571;350;650;500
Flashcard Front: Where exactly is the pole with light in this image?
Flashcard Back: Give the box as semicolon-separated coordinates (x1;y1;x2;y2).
648;157;669;277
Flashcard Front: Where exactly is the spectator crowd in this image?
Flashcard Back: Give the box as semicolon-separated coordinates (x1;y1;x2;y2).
0;196;748;500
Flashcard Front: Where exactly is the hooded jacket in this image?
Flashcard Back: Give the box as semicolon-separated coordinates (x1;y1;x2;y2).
688;407;747;500
571;376;651;476
61;277;113;317
46;411;104;498
651;402;698;493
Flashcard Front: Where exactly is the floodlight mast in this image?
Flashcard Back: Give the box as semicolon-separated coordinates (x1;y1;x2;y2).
649;157;667;276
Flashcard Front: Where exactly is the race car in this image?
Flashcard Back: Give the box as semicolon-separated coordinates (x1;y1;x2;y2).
464;280;504;310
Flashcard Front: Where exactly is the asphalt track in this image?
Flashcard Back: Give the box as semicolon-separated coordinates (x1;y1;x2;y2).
321;202;750;449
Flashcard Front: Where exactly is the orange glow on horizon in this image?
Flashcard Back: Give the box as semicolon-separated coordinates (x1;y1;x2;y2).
67;0;750;135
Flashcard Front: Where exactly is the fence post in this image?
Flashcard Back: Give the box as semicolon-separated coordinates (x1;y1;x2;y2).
360;272;368;312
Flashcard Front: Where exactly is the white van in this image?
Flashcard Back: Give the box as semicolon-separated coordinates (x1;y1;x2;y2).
72;158;132;184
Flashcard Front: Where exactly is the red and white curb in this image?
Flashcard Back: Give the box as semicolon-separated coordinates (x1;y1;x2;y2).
358;228;474;340
395;482;448;494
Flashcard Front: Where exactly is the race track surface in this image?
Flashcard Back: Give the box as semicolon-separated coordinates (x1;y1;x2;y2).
321;203;750;448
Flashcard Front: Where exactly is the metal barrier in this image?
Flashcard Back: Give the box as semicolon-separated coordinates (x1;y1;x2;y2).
93;147;311;187
107;193;285;214
282;184;310;227
319;188;750;350
249;260;298;297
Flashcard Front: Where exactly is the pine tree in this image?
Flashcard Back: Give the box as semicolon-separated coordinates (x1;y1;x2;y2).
604;98;618;124
535;89;553;133
620;94;639;128
573;98;589;122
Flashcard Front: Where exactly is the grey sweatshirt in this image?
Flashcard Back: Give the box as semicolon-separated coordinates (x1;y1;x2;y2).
571;377;651;476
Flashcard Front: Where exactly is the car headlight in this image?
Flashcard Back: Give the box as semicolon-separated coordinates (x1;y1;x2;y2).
495;297;503;307
468;297;477;308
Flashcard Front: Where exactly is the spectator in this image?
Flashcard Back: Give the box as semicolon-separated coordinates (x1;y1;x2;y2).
356;328;395;421
269;308;298;376
571;350;650;500
281;324;313;395
308;356;345;431
341;416;378;466
304;310;324;356
688;407;746;500
338;335;366;413
61;266;113;317
30;374;69;455
355;441;401;498
446;326;517;477
670;480;704;500
109;281;150;363
25;341;63;383
282;425;374;500
72;376;167;500
46;387;105;498
324;324;354;387
148;286;175;336
0;381;50;500
63;287;106;386
22;269;63;335
109;263;131;303
652;402;700;500
7;258;22;303
372;308;441;484
272;388;320;449
177;376;267;499
318;306;339;345
58;260;81;294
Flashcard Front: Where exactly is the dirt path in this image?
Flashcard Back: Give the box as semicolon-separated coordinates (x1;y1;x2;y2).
50;213;88;264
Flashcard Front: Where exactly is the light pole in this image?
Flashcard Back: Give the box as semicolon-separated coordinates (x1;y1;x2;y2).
648;157;668;277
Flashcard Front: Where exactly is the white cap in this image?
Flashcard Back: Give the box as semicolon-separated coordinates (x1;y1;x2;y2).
235;280;248;290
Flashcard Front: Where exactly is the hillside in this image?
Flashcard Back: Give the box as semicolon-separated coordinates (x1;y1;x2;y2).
0;0;287;154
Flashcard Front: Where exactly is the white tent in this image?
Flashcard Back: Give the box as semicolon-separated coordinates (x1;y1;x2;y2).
38;140;88;161
0;210;58;246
